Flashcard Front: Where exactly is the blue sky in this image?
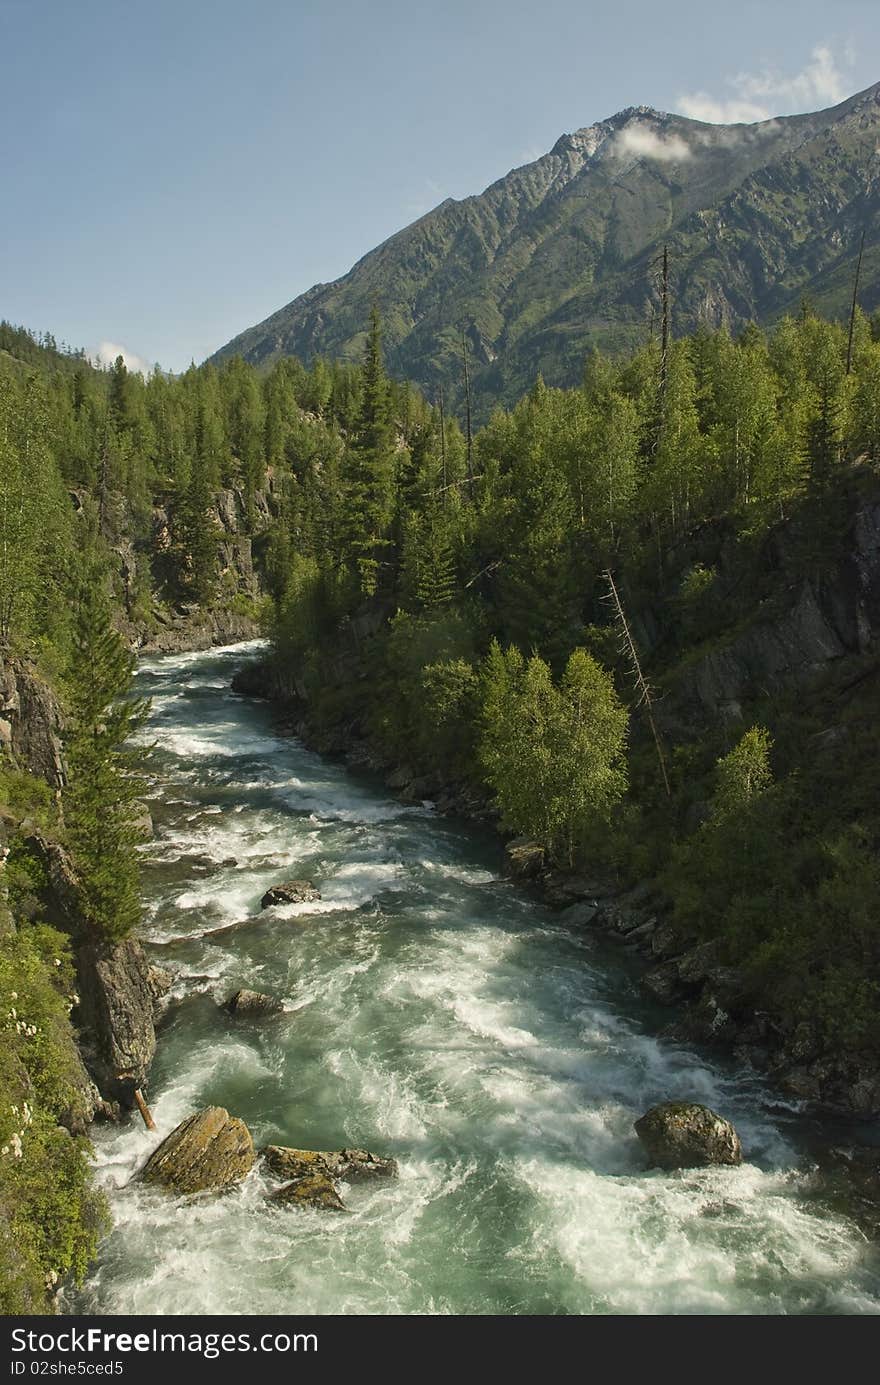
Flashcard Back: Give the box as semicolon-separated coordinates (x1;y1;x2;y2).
1;0;878;372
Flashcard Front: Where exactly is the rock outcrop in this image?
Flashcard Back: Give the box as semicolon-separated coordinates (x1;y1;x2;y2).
263;1145;398;1182
141;1107;255;1194
260;880;321;908
75;938;157;1105
0;655;66;789
223;989;284;1017
673;493;880;728
635;1102;743;1169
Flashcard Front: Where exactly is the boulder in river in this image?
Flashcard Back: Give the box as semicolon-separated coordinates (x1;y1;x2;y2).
263;1145;398;1182
260;880;321;909
267;1173;346;1212
634;1102;743;1169
505;837;546;879
141;1107;255;1194
223;988;284;1017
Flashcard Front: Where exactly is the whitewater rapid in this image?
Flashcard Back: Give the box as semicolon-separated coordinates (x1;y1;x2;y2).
74;642;880;1315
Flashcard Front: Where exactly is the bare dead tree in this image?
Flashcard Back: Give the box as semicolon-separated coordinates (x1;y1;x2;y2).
846;229;866;377
659;244;670;406
437;383;448;491
603;569;671;799
462;331;474;491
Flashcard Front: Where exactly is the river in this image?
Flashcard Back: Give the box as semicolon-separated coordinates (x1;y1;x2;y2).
73;641;880;1315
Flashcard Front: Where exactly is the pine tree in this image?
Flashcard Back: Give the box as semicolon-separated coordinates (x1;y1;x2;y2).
62;562;150;941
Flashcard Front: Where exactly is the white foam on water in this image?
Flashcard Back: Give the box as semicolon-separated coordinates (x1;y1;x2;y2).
76;643;880;1318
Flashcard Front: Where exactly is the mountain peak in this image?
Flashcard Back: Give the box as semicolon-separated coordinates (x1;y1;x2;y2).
210;84;880;414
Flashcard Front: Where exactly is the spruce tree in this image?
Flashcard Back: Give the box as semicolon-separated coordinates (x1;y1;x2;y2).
62;562;150;941
343;306;395;595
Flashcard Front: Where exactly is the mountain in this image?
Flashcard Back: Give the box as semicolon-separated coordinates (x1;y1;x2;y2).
210;81;880;412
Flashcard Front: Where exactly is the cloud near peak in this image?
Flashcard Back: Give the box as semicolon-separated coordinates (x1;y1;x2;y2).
678;43;850;125
615;124;691;163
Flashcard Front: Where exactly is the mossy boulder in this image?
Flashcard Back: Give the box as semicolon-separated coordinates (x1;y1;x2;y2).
267;1173;346;1212
141;1107;255;1194
635;1101;743;1169
263;1145;398;1182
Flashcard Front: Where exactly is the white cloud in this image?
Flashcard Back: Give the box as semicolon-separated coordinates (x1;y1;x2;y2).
92;340;152;376
678;43;850;125
615;124;691;163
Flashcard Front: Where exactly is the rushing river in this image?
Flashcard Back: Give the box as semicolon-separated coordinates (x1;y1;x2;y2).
74;642;880;1315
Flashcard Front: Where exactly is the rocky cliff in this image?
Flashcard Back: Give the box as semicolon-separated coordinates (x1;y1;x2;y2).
0;655;157;1116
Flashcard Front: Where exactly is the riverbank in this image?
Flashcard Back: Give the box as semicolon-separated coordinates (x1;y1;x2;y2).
229;652;880;1127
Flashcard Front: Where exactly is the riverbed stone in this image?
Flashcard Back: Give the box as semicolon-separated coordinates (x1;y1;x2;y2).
141;1107;256;1194
260;880;321;908
223;988;284;1017
635;1101;743;1169
267;1173;346;1212
263;1145;398;1182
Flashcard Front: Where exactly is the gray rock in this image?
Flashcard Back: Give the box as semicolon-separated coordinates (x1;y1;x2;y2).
385;765;415;791
651;920;687;959
263;1145;398;1182
635;1101;743;1169
223;988;284;1017
642;962;686;1005
76;937;157;1104
558;900;599;927
147;965;175;1003
260;880;321;909
624;918;658;947
141;1107;255;1194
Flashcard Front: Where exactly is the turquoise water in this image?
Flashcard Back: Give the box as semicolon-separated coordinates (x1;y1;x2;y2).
75;642;880;1315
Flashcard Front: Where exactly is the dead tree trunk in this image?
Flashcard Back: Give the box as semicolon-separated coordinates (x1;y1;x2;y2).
462;332;474;492
604;570;671;799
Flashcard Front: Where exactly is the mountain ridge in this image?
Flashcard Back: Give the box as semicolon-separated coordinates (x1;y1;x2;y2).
210;80;880;412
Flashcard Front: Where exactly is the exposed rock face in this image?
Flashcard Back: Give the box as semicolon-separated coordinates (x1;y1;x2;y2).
142;1107;255;1194
223;989;284;1017
673;495;880;727
635;1102;743;1169
260;880;321;908
75;938;157;1104
21;832;80;928
263;1145;398;1182
267;1174;346;1212
0;655;66;789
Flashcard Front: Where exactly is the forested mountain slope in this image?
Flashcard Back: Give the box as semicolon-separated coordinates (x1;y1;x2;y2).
211;82;880;414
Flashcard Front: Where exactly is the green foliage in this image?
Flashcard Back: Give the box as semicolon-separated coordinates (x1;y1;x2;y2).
62;564;150;941
0;924;107;1312
711;725;774;822
480;643;628;864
